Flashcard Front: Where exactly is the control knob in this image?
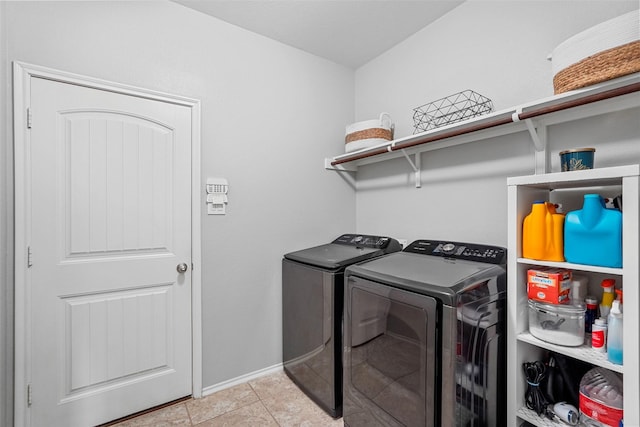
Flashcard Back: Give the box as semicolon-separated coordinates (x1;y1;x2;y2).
442;243;456;255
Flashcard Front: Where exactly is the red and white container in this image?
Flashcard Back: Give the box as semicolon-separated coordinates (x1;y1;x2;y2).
591;318;607;352
579;367;623;427
527;267;572;304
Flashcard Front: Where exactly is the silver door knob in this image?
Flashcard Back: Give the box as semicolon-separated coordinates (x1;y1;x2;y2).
177;263;188;273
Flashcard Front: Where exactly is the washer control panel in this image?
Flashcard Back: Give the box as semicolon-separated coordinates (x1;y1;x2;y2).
403;239;506;264
332;234;395;249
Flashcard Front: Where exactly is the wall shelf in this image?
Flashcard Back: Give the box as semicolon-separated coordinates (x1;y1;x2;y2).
325;73;640;184
507;164;639;427
516;258;622;275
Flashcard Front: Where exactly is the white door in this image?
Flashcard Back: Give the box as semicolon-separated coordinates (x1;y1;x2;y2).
26;76;193;426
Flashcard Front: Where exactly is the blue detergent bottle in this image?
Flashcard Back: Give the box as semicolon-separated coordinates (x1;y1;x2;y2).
564;194;622;268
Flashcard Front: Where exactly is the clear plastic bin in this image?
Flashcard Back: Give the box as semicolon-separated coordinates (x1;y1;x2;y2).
528;299;585;346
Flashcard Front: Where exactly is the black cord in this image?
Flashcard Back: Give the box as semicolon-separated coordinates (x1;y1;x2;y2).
522;361;554;418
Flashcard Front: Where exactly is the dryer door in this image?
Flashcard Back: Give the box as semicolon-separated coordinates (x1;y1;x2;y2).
344;276;437;427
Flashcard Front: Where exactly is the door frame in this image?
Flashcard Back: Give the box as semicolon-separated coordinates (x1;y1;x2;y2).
12;61;203;426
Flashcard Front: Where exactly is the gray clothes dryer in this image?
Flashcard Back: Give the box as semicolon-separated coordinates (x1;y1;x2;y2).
282;234;402;418
343;240;507;427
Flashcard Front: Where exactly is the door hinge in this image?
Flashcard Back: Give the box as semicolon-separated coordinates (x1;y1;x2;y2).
27;107;32;129
27;384;32;406
27;246;33;268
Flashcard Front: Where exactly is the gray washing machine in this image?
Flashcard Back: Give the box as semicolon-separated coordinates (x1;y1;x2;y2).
282;234;402;418
343;240;506;427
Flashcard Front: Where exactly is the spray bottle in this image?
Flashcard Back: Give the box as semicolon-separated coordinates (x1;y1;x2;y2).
607;299;623;365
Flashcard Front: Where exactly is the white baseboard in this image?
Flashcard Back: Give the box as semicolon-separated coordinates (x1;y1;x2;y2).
201;363;284;397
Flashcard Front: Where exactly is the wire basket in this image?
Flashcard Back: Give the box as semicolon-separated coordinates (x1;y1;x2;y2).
412;90;494;134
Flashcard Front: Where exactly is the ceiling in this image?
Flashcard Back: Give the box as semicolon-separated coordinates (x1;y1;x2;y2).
172;0;465;69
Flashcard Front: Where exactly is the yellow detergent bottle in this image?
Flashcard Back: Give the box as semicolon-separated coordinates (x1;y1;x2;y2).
522;201;565;261
600;279;615;317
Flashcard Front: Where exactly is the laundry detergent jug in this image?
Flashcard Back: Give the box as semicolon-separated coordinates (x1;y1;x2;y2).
564;194;622;268
522;201;565;261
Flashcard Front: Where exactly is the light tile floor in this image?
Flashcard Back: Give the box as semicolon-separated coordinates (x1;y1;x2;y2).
111;370;344;426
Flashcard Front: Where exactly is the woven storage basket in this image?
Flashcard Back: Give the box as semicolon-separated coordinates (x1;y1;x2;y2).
552;11;640;94
344;113;394;153
554;40;640;94
345;127;392;143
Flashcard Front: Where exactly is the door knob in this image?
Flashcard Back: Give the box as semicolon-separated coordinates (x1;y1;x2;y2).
177;263;188;273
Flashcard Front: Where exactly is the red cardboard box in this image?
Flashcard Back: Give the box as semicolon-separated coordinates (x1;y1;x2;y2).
527;268;572;304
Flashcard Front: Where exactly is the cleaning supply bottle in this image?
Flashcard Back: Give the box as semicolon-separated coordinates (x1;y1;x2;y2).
591;318;607;352
607;300;623;365
570;274;588;303
564;194;622;267
523;201;565;261
584;297;599;334
600;279;615;318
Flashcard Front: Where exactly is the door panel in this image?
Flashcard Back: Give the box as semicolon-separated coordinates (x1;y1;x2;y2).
62;112;173;257
61;285;173;399
28;76;192;426
344;277;437;427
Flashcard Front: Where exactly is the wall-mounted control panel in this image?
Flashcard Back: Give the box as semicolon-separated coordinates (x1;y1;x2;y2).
206;178;228;215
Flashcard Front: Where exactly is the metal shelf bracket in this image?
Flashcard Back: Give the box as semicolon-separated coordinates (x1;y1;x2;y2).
324;158;356;188
513;108;549;173
524;119;546;152
513;107;546;152
400;149;421;188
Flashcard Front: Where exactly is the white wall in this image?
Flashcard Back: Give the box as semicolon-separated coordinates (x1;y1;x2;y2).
354;1;640;246
0;2;13;425
1;0;355;417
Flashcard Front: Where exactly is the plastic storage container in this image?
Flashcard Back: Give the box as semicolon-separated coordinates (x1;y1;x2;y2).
528;299;586;346
522;201;565;261
559;148;595;171
579;367;623;427
564;194;622;268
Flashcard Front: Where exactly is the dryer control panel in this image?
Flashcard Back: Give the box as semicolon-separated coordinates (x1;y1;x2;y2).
332;234;397;249
403;239;506;265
